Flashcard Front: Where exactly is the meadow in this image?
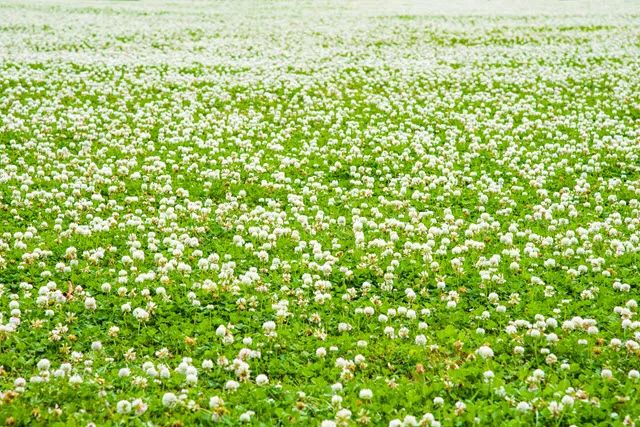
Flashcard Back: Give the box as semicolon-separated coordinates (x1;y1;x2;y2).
1;0;640;425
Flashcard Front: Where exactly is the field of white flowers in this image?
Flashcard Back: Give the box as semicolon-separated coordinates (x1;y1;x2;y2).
1;0;640;425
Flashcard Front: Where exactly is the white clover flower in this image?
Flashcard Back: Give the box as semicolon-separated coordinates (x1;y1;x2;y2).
185;373;198;385
476;345;494;359
262;321;276;332
403;415;418;426
239;411;255;422
225;380;240;391
69;374;83;385
359;388;373;400
561;395;575;407
209;396;224;409
159;366;171;379
132;308;149;322
84;297;97;310
116;400;131;414
548;401;563;417
336;408;352;423
162;392;177;408
131;399;147;415
37;359;50;372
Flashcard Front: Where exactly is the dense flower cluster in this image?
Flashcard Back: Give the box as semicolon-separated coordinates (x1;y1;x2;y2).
0;0;640;425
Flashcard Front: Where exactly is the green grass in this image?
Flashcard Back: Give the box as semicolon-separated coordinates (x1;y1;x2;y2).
0;0;640;426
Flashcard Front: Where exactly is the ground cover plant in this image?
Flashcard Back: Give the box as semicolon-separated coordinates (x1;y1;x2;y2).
1;0;640;425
